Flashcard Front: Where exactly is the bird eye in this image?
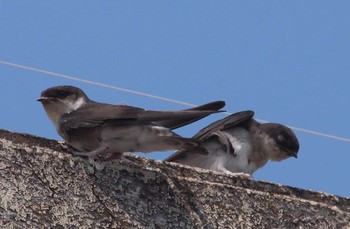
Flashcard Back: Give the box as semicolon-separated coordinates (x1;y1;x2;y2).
221;145;228;152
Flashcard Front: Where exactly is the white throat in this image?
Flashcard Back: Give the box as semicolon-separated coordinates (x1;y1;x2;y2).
66;97;86;113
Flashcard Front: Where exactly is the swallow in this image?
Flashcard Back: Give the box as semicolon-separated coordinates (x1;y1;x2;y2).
38;85;225;159
165;110;299;175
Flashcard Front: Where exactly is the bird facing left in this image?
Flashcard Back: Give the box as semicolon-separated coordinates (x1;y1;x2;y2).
38;85;225;159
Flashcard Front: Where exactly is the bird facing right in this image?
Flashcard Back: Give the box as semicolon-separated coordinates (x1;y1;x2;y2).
165;110;299;176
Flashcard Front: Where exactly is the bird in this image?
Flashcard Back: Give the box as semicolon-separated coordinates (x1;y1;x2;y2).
165;110;299;175
38;85;225;159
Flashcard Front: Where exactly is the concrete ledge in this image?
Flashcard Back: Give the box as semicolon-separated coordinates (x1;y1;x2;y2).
0;129;349;228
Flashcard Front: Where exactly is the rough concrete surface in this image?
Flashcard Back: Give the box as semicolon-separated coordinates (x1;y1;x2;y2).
0;129;349;229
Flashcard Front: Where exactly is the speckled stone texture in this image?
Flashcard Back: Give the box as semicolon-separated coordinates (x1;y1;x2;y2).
0;129;349;229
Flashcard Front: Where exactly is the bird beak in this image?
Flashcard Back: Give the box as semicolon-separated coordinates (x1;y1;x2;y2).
37;97;51;102
288;151;298;158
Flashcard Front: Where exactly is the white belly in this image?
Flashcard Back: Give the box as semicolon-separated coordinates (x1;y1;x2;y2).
202;128;259;174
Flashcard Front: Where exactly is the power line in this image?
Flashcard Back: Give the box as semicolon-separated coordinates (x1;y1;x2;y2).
0;60;196;107
1;59;350;143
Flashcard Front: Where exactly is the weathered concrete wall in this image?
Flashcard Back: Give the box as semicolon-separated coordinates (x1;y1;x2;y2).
0;129;349;228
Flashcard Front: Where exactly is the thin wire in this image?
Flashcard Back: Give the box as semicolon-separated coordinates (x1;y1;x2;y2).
1;59;350;143
0;60;197;107
286;126;350;142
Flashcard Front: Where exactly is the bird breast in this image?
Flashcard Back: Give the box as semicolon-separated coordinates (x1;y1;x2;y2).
208;128;258;174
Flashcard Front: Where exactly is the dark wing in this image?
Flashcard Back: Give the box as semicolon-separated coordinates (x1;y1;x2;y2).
137;109;223;123
58;102;143;130
59;101;225;130
165;147;207;162
165;110;254;162
192;110;255;140
155;101;225;129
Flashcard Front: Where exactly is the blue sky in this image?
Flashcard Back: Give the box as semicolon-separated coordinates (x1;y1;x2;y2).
1;2;349;198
